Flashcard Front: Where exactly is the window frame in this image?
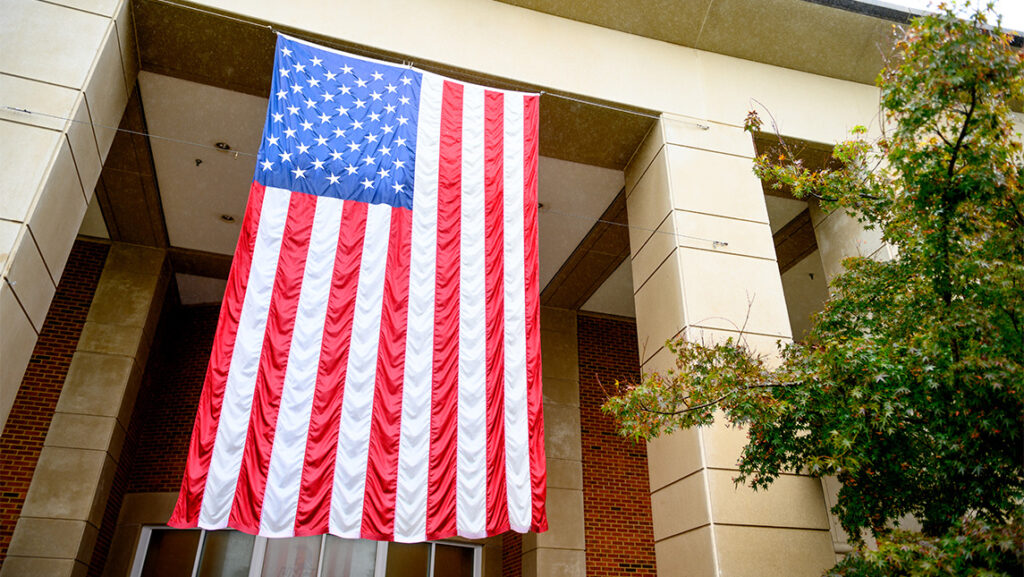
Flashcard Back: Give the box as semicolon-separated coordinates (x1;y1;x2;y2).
129;526;481;577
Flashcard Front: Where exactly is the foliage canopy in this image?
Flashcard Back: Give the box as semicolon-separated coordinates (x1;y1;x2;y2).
603;2;1024;548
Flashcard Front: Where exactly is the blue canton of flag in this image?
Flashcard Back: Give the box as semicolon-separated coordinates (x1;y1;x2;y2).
257;36;422;209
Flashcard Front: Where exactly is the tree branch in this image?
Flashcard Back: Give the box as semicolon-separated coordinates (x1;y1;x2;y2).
637;380;806;416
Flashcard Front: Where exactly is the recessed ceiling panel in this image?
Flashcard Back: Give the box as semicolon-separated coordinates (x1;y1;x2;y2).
581;259;636;318
537;157;624;290
140;71;266;255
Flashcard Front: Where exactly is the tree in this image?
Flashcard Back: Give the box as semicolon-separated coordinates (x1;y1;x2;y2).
603;1;1024;554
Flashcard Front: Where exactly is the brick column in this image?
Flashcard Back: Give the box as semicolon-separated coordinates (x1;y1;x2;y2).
2;244;167;577
626;115;835;577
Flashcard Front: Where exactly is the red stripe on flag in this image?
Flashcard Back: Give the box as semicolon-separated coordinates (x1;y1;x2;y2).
522;94;547;532
427;80;463;540
483;90;510;535
361;207;413;540
169;181;267;528
294;199;369;536
230;190;318;532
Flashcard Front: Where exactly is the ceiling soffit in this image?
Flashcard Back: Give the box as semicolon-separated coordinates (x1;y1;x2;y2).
496;0;897;85
132;0;654;171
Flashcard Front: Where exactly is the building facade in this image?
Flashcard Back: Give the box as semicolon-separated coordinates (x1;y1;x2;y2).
4;0;996;575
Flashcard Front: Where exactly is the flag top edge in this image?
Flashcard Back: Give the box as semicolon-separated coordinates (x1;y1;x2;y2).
276;33;542;99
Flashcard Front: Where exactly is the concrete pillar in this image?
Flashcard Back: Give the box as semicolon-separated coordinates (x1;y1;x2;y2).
521;307;585;577
0;0;138;433
626;115;835;577
2;244;168;577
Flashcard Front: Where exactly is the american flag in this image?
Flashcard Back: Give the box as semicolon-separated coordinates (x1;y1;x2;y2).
169;34;547;542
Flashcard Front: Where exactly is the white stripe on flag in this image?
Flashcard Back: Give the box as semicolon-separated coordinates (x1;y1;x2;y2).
260;195;344;537
457;83;488;539
199;185;291;529
501;96;531;532
394;72;444;543
330;202;392;538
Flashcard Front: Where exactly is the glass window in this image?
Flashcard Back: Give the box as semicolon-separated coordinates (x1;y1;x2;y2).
321;536;377;577
197;531;255;577
139;529;201;577
262;535;320;577
132;528;478;577
433;544;475;577
383;542;430;577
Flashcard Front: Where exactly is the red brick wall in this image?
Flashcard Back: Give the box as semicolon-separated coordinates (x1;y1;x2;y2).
577;314;656;577
501;532;522;577
127;304;219;493
0;240;110;565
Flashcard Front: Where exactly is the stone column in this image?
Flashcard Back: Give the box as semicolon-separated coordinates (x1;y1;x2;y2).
808;200;891;559
521;307;585;577
2;244;168;577
1;0;138;432
810;203;891;285
626;115;835;577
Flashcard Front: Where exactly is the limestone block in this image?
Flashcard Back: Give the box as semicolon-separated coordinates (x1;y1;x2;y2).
650;470;709;540
0;74;79;131
626;147;672;259
521;488;585;552
84;23;129;163
45;413;125;459
542;377;579;408
85;268;164;331
653;526;716;577
714;525;834;577
19;447;115;527
67;95;103;197
677;248;792;339
543;404;581;461
45;0;122;18
116;492;178;526
631;217;675;294
0;120;62;222
521;548;585;577
696;421;745;471
708;469;830;530
673;211;775;260
539;306;576;334
547;457;583;490
54;352;137;423
6;517;98;563
6;227;57;331
625;119;664;193
666;145;769;224
27;138;88;284
662;115;756;159
646;428;702;493
633;252;685;363
540;331;578;382
0;282;38;431
0;0;109;90
812;208;885;284
115;0;139;92
77;321;147;359
104;243;167;277
0;220;18;288
0;556;86;577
